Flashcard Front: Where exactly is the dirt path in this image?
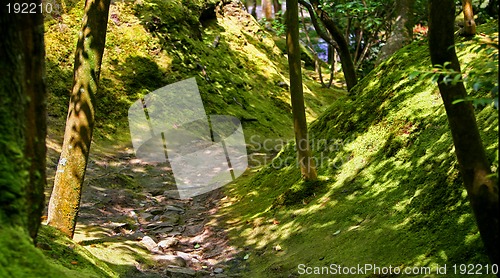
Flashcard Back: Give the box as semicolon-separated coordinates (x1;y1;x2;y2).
45;132;250;277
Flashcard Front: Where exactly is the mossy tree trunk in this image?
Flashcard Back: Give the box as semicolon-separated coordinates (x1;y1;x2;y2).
376;0;414;64
47;0;111;238
462;0;476;36
428;0;499;267
0;0;47;241
307;0;357;92
286;0;317;181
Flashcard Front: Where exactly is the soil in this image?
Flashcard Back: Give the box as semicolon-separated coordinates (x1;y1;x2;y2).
44;125;253;278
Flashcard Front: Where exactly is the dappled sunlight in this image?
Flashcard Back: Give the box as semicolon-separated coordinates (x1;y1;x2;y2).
216;28;498;276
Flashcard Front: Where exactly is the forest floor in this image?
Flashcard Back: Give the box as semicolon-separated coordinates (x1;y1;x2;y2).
43;122;270;277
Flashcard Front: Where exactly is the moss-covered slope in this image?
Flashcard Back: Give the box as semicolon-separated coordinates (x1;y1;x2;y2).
217;23;498;277
0;225;118;277
44;0;337;146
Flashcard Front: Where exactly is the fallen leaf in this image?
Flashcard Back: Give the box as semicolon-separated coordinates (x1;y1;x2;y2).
71;261;78;265
273;244;282;251
333;229;341;236
243;254;250;260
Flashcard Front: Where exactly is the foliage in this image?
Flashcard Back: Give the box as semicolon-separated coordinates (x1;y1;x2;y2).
409;29;499;109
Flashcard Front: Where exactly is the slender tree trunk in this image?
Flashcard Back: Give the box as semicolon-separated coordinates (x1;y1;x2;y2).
286;0;317;181
462;0;476;36
299;0;356;91
353;27;364;65
1;0;46;243
376;0;414;65
251;0;257;18
22;2;48;243
308;0;357;91
428;0;499;267
273;0;282;14
300;8;325;86
47;0;111;238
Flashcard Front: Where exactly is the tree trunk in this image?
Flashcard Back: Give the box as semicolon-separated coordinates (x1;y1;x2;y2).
462;0;476;36
262;0;273;20
376;0;414;65
273;0;282;14
428;0;499;267
308;0;357;92
1;0;46;243
47;0;111;238
286;0;317;181
251;0;257;18
300;8;324;86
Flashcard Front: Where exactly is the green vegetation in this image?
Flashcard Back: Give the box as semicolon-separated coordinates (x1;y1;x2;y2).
0;226;117;277
4;0;493;275
44;0;337;147
215;22;498;277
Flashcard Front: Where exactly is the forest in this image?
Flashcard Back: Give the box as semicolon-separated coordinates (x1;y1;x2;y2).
0;0;498;277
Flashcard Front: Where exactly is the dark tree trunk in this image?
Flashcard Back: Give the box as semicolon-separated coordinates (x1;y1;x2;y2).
251;0;257;18
273;0;282;14
47;0;111;238
376;0;414;65
286;0;317;181
428;0;499;267
0;0;47;243
308;0;357;92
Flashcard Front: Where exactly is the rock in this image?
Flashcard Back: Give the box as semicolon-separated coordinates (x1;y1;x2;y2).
165;205;185;213
159;212;180;225
154;254;187;267
139;212;154;221
164;267;196;277
146;207;164;215
214;267;224;274
183;223;204;236
140;236;158;252
149;188;164;196
158;238;179;251
174;251;195;264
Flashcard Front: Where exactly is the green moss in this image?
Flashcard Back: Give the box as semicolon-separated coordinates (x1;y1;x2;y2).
1;218;128;277
217;22;498;277
36;225;118;277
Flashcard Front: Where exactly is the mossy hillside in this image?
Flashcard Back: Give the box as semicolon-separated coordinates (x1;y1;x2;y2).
216;23;498;277
0;225;117;278
44;0;337;151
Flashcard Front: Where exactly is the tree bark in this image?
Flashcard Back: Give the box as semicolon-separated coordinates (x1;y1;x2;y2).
251;0;257;18
0;0;46;243
22;2;48;243
47;0;111;238
262;0;273;20
307;0;357;92
273;0;282;14
428;0;499;267
462;0;476;36
376;0;414;65
286;0;317;181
